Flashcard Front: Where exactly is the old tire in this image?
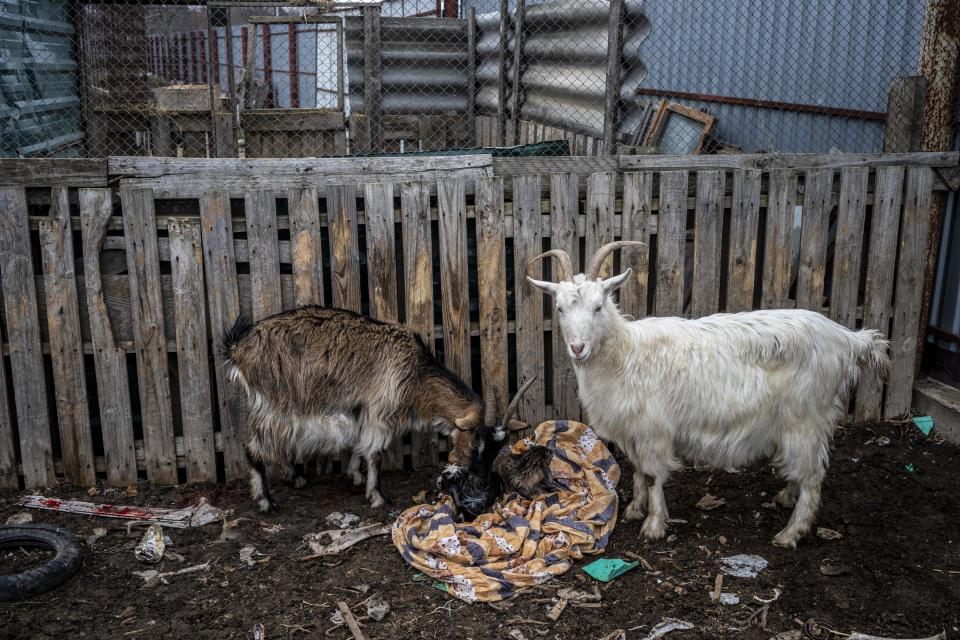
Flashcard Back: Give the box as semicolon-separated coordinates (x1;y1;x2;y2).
0;524;82;601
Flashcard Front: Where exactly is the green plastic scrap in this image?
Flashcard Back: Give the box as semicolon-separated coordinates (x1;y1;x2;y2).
905;463;915;473
582;558;639;582
432;581;449;593
912;415;934;436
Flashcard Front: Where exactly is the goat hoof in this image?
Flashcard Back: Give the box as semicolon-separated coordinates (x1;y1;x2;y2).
640;517;667;540
350;473;365;487
773;489;797;509
368;494;386;509
622;502;646;522
258;498;278;513
771;531;798;549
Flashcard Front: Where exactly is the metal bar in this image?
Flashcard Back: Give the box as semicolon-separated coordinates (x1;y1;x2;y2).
602;0;625;153
634;87;888;121
262;24;272;107
225;20;236;108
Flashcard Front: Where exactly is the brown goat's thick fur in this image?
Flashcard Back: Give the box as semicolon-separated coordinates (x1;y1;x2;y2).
222;305;482;511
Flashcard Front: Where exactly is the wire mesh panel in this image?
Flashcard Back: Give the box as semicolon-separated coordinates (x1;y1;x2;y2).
0;0;941;158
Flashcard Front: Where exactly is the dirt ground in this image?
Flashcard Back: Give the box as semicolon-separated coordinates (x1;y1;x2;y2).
2;421;958;640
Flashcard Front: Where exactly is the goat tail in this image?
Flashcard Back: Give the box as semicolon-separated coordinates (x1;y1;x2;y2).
855;329;891;383
219;316;254;391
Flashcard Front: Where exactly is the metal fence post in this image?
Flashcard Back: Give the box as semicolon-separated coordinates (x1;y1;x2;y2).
467;7;477;147
496;0;509;147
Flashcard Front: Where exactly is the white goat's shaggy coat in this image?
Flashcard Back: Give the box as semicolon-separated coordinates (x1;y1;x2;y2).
531;268;888;548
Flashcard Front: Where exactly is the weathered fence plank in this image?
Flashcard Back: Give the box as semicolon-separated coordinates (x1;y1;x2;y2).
328;185;362;313
585;172;616;279
831;167;869;327
690;171;724;317
477;177;509;418
200;191;248;480
121;188;178;484
364;182;403;471
80;188;137;485
39;188;96;486
513;174;545;426
885;167;934;418
855;167;904;420
401;181;438;467
288;187;325;307
549;173;581;420
796;169;834;311
619;172;652;320
245;190;283;320
655;171;688;317
169;220;217;483
762;169;798;309
725;170;761;313
438;178;472;385
0;188;55;487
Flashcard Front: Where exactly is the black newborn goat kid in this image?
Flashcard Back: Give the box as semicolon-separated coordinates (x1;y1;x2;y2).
437;378;557;520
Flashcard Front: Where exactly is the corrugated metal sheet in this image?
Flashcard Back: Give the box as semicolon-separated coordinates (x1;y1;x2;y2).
638;0;927;152
1;0;83;156
345;16;469;115
475;0;649;139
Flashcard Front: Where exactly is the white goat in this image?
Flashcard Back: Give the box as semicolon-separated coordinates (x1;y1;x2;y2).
528;241;889;548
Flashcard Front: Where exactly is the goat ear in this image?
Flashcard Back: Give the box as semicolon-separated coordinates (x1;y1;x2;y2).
602;268;633;293
507;419;530;432
454;411;479;430
527;276;560;296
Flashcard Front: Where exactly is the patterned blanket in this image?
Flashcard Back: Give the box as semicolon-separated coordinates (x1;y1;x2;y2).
392;420;620;602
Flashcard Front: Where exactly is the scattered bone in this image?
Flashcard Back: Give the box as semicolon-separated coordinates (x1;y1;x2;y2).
325;512;360;529
719;593;740;605
817;527;843;540
301;523;390;559
260;522;284;535
365;592;390;621
133;561;210;587
335;601;368;640
636;618;695;640
546;598;568;622
5;512;33;525
711;574;724;602
507;631;528;640
86;527;108;547
19;495;223;528
696;494;726;511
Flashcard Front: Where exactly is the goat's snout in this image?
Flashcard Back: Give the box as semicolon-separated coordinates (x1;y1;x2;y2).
569;342;589;360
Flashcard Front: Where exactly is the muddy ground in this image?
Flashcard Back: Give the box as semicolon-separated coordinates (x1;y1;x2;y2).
2;421;958;640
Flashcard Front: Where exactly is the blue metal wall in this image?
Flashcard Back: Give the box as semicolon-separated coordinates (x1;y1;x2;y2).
638;0;927;152
0;0;83;157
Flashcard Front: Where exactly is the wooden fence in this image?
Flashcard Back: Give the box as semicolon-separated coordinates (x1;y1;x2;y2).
0;151;957;489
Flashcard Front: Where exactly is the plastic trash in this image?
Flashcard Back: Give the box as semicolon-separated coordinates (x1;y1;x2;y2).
582;558;639;582
912;416;934;436
133;524;165;563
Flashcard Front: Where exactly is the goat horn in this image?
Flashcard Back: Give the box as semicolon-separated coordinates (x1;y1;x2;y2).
528;250;574;282
483;388;497;427
502;377;536;428
584;241;646;281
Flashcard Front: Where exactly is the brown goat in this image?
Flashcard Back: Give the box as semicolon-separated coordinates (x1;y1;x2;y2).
222;305;513;512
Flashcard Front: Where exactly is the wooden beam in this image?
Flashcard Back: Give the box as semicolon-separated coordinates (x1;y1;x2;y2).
362;6;383;154
883;76;926;152
602;0;625;153
0;159;107;187
507;0;525;146
496;0;509;146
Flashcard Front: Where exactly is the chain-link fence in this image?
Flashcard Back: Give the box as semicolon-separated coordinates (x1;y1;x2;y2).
1;0;933;158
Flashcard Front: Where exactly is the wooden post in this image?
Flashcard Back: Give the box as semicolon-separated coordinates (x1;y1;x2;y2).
916;0;959;369
883;76;925;152
496;0;509;146
336;19;345;112
363;6;383;154
467;8;477;146
508;0;525;146
602;0;625;154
